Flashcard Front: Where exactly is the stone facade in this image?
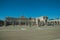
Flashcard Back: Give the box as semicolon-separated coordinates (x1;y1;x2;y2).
0;16;60;27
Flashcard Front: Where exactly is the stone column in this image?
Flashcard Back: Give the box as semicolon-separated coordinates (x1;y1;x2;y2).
36;19;39;27
19;20;20;26
4;20;6;27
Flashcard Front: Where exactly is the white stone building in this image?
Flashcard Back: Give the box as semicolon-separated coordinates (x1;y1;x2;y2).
47;18;60;25
36;16;48;26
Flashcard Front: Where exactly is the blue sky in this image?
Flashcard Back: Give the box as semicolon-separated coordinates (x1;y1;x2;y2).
0;0;60;20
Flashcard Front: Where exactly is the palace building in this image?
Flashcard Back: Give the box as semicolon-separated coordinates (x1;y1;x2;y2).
4;16;36;26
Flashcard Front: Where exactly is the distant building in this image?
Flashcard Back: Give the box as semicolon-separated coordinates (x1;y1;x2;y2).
0;16;60;27
47;18;60;25
36;16;48;26
5;16;36;26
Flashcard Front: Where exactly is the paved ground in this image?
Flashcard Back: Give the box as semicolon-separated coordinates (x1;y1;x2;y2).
0;26;60;40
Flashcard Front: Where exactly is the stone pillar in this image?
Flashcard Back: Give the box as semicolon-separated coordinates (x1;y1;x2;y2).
12;21;14;26
36;18;39;27
19;20;20;26
4;20;6;27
